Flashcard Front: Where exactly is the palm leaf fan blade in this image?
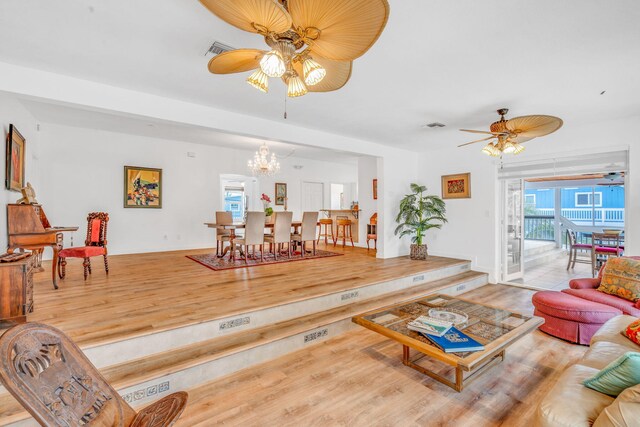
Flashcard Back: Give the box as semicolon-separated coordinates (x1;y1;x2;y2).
199;0;292;34
208;49;264;74
287;0;389;61
291;57;352;92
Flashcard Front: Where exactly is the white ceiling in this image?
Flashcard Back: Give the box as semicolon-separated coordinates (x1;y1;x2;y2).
18;98;360;165
0;0;638;151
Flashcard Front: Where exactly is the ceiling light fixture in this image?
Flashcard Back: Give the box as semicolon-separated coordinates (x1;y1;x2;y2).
201;0;389;97
246;69;269;93
248;143;280;176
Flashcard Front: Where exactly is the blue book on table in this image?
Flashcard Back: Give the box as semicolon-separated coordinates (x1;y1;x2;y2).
422;327;485;353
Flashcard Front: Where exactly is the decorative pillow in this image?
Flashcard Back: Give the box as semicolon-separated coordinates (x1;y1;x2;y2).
583;352;640;396
623;319;640;346
597;257;640;302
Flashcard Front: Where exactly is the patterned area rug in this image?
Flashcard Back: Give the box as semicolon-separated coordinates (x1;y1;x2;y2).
187;249;343;271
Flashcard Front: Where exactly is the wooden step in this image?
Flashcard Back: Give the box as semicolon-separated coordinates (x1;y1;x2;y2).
0;271;487;427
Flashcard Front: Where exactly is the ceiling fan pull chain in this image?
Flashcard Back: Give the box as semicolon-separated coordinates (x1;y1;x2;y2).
284;92;288;120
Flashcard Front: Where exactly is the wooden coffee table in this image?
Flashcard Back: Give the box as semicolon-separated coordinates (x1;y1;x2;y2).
352;294;544;392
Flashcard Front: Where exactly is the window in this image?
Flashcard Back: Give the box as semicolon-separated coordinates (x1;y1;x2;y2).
524;194;536;206
575;192;602;207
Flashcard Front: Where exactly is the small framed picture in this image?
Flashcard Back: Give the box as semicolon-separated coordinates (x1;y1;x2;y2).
373;179;378;200
275;182;287;205
441;173;471;199
124;166;162;208
5;124;26;192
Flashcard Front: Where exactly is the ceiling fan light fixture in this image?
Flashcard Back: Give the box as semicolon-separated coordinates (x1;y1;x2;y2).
512;143;525;155
246;69;269;93
502;141;517;154
302;57;326;86
259;50;286;77
481;143;498;157
286;72;308;97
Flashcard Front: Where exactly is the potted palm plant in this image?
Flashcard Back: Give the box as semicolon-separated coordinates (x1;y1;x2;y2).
395;183;447;260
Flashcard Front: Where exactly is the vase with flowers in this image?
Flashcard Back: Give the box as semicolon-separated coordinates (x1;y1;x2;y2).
261;193;274;222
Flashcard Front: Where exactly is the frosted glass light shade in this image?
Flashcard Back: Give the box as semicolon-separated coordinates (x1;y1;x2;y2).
246;69;269;93
502;141;517;154
287;74;308;97
260;50;286;77
302;58;326;86
481;143;500;157
513;143;525;154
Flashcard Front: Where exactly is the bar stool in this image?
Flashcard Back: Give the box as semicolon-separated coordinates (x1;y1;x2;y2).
335;219;354;247
317;218;335;245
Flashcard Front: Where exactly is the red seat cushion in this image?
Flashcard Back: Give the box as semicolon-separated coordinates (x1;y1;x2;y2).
572;244;592;249
595;246;623;254
532;290;621;324
562;288;640;317
59;246;106;258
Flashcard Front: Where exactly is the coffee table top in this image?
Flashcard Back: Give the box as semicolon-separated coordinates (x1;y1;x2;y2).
352;294;544;371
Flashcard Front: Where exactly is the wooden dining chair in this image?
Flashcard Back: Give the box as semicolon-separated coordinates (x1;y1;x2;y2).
566;229;591;270
232;211;265;263
291;211;319;257
215;211;233;257
265;211;293;260
58;212;109;282
592;232;624;277
0;322;188;427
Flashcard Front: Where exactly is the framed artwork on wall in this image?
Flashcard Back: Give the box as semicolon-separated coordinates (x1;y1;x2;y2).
275;182;287;205
441;173;471;199
124;166;162;208
373;179;378;200
5;124;26;192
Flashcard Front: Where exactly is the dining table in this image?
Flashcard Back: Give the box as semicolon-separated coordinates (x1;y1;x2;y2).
204;221;308;260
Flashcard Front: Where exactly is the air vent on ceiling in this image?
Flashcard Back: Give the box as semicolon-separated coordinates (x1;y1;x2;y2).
422;122;446;128
206;41;235;56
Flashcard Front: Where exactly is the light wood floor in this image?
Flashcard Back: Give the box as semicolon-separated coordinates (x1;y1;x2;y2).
18;244;467;348
176;285;588;427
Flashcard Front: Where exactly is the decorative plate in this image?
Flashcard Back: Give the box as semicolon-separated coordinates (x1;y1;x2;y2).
427;308;468;325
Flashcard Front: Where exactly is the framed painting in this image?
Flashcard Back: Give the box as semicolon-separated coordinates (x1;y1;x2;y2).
441;173;471;199
275;182;287;205
5;124;25;192
124;166;162;208
373;179;378;200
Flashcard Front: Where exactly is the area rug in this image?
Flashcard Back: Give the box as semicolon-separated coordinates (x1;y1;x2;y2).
187;249;343;271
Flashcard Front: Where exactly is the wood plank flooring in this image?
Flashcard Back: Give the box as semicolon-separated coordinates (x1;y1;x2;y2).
176;285;588;427
13;244;467;348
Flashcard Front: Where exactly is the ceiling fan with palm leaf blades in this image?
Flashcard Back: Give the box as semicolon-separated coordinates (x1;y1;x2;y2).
458;108;563;157
199;0;389;97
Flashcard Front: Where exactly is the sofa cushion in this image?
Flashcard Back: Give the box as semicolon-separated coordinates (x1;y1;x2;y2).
533;291;622;323
562;288;640;317
593;383;640;427
570;277;601;290
591;315;639;346
583;352;640;396
622;318;640;346
537;364;614;427
581;341;640;371
598;257;640;302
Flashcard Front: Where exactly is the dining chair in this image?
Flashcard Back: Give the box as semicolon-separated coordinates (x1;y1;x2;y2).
0;322;188;427
592;232;624;277
232;211;265;263
566;229;592;270
58;212;109;282
215;211;233;257
291;211;319;257
265;211;293;260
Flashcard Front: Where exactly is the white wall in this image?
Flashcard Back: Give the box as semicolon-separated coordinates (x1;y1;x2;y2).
34;123;356;256
0;96;41;250
420;117;639;282
357;156;378;251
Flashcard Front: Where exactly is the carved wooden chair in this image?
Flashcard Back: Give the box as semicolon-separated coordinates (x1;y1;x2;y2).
0;322;188;427
58;212;109;281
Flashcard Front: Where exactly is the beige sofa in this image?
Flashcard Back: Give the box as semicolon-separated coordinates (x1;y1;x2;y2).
537;315;640;427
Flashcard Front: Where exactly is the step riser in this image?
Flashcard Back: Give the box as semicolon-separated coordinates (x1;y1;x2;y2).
82;262;471;369
3;275;487;427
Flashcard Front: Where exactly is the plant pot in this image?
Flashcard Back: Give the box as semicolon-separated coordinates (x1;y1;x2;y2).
265;214;274;224
410;244;428;260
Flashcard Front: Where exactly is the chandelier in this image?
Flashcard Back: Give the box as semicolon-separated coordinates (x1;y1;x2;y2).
201;0;389;97
248;144;281;176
